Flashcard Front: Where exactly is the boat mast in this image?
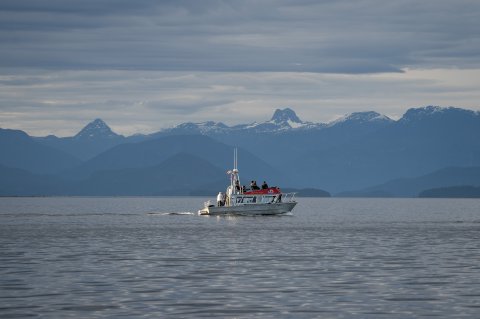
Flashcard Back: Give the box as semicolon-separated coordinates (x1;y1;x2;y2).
230;148;241;195
234;147;237;170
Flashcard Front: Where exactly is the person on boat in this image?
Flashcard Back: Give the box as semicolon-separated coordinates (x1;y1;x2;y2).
251;181;260;190
261;181;269;189
217;192;224;207
235;180;240;192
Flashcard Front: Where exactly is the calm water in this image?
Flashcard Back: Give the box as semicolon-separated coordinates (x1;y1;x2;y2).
1;197;480;318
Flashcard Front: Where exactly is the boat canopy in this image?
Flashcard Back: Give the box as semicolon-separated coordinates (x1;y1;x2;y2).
244;187;281;195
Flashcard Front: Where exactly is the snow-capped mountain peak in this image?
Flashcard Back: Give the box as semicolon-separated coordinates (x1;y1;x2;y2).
74;118;120;139
270;108;302;124
401;105;479;123
175;121;228;134
401;106;444;121
262;107;321;130
329;111;392;126
159;108;320;135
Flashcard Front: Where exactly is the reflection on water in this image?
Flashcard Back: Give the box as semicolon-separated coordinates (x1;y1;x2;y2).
1;197;480;318
147;211;194;216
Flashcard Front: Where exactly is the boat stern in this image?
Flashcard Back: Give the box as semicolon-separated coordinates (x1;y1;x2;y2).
198;207;210;215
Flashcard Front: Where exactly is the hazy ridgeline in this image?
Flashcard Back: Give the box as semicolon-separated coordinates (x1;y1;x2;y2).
1;106;480;197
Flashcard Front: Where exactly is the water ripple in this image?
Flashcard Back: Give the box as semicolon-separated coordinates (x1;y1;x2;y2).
1;197;480;318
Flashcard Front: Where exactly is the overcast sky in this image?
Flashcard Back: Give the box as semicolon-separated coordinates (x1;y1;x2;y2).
1;0;479;136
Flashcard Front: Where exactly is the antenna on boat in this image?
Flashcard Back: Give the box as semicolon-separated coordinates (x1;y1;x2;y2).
234;147;237;170
230;147;241;194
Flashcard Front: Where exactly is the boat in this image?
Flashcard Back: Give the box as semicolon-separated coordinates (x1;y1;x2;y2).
198;149;297;216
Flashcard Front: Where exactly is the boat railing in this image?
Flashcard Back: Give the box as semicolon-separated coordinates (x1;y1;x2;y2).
282;192;297;203
227;192;296;205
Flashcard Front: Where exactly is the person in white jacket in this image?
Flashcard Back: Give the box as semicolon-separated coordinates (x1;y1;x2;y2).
217;192;224;207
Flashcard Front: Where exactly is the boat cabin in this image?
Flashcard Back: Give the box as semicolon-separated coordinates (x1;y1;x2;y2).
199;148;297;215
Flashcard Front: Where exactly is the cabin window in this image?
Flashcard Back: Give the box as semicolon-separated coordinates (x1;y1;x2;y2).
236;196;256;204
261;196;276;203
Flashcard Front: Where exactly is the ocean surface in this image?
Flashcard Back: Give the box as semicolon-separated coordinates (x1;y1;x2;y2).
1;197;480;318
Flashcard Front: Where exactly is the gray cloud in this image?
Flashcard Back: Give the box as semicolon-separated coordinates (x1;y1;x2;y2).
1;1;480;135
1;69;479;136
1;0;479;73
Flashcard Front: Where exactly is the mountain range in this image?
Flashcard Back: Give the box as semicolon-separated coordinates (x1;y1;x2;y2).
36;119;126;160
338;166;480;197
1;105;480;196
419;185;480;198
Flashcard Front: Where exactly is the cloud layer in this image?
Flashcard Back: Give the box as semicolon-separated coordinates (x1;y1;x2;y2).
2;69;479;136
1;0;479;135
2;0;480;73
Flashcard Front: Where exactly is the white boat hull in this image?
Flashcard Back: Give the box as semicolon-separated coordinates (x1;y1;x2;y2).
198;202;297;216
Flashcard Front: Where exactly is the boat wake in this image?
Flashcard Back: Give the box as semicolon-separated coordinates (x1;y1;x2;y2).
147;211;194;216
